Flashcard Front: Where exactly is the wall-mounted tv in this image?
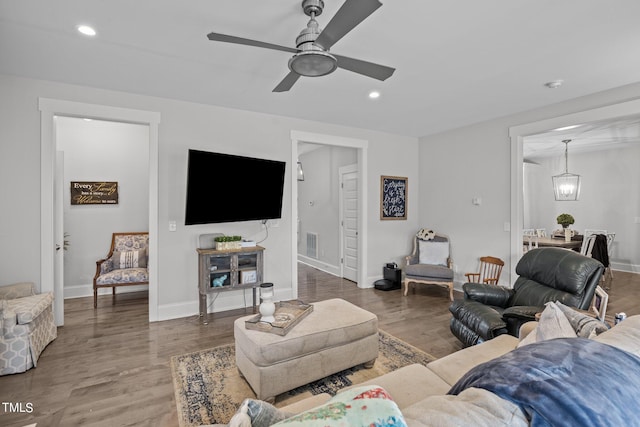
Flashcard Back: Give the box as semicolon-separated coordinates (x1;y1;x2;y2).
185;149;286;225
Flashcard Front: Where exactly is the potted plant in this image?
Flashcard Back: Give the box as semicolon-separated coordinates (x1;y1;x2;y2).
556;213;575;229
214;235;242;250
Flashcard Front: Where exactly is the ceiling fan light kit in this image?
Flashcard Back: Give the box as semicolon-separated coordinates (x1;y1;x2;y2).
206;0;395;92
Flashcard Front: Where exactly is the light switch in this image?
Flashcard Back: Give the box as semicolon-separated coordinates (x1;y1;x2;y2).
472;197;482;206
169;221;177;232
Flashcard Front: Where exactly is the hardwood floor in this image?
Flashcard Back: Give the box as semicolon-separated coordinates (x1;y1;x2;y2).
1;265;638;427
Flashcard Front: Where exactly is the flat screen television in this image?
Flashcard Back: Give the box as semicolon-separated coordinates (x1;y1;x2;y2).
185;149;286;225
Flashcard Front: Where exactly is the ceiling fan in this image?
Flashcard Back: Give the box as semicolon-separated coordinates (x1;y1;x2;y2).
207;0;395;92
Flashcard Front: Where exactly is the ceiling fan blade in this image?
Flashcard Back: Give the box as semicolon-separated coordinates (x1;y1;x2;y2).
273;72;301;92
207;32;298;54
333;54;395;81
314;0;382;50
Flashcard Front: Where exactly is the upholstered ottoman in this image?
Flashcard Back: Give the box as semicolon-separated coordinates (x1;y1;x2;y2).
234;298;379;401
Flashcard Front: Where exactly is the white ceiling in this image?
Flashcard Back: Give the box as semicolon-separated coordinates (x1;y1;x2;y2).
2;0;640;138
523;115;640;160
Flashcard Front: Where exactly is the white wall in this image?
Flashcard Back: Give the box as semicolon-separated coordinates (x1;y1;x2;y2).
297;145;357;274
0;73;419;320
525;145;640;271
57;117;150;297
419;82;640;289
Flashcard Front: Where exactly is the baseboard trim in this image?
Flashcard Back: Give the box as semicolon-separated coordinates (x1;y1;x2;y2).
610;262;640;274
64;283;149;299
297;256;340;276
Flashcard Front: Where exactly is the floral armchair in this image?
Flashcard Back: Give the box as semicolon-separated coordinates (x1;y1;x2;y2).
1;282;57;375
93;232;149;308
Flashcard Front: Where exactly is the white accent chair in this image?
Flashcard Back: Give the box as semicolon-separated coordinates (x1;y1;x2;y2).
0;282;57;375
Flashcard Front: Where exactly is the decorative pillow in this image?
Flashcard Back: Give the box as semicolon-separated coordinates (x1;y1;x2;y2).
227;398;291;427
271;385;407;427
416;228;435;240
555;301;609;338
418;240;449;266
111;249;147;269
517;301;576;347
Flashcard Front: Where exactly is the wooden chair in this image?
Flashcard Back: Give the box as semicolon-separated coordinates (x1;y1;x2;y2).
465;256;505;285
93;232;149;308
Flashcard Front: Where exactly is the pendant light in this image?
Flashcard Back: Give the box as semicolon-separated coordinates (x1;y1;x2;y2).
552;139;581;201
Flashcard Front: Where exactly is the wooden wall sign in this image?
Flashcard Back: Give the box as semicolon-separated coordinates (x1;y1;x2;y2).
71;181;118;205
380;176;407;220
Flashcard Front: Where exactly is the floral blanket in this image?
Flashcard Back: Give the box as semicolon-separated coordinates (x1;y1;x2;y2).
449;337;640;427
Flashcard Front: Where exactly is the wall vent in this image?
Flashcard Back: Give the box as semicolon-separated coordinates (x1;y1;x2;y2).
306;232;318;259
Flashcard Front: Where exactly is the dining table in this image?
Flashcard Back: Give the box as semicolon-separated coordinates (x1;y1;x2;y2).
524;235;583;251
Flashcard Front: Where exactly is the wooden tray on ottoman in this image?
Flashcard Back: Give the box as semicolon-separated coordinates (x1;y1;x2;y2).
245;300;313;336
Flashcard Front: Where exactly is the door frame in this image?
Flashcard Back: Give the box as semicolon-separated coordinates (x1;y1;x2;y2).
339;164;358;281
290;131;368;298
39;98;161;323
509;98;640;283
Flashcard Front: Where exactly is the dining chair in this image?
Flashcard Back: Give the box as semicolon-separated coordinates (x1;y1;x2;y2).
465;256;504;285
522;229;537;253
581;229;607;255
536;228;547;237
580;234;598;257
605;232;616;280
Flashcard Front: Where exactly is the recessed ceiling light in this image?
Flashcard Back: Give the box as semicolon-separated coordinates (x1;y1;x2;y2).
544;80;563;89
77;25;96;37
368;91;380;99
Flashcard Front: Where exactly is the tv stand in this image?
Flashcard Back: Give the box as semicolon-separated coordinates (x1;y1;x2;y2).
197;245;264;323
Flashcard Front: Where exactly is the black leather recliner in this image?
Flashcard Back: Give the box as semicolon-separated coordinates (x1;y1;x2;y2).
449;248;604;347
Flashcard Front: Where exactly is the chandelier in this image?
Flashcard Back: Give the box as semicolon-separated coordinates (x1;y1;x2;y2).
552;139;581;201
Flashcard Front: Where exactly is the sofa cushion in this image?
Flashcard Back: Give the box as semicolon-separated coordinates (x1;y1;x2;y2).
6;292;54;324
405;264;453;280
95;268;149;285
427;334;518;386
593;315;640;357
402;388;527;427
348;363;451;409
0;282;35;299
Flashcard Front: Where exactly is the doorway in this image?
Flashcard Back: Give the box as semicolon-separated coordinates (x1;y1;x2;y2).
39;98;160;324
290;131;369;300
509;98;640;282
56;117;150;301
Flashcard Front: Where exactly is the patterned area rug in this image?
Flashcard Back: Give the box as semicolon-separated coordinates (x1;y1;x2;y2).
170;330;436;427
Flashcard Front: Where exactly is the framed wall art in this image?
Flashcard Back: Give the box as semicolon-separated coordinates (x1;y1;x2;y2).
380;175;407;220
70;181;118;205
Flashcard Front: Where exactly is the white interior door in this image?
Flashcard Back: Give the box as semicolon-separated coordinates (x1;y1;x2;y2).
340;165;358;282
54;151;64;325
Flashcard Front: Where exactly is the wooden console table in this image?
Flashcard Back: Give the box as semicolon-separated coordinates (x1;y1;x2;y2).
197;245;264;323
